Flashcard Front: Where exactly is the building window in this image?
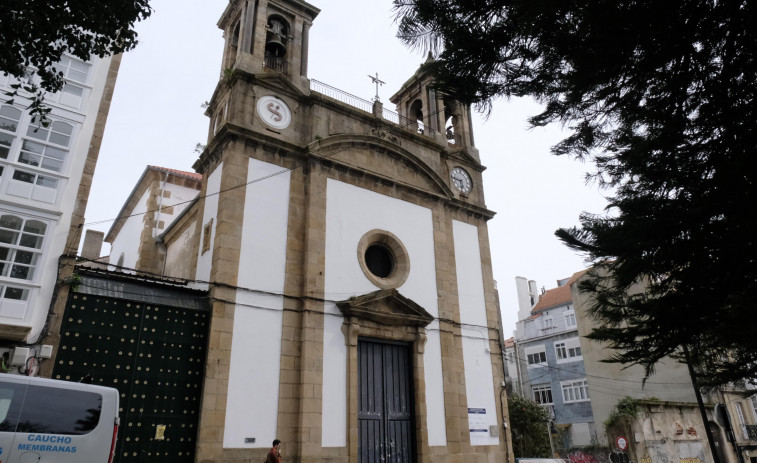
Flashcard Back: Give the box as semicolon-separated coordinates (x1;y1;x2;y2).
202;219;213;254
543;317;554;330
565;311;577;327
53;55;91;85
19;120;72;172
555;337;583;363
561;379;589;403
526;346;547;366
533;384;553;405
0;284;30;301
7;168;60;203
1;105;74;172
58;83;85;108
1;105;22;160
0;214;46;281
736;402;749;440
750;395;757;421
356;229;410;290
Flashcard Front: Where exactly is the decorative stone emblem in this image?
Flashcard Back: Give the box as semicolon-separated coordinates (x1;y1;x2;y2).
257;95;291;129
369;126;399;145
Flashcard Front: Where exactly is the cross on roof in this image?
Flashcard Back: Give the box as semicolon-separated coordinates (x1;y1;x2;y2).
368;72;385;101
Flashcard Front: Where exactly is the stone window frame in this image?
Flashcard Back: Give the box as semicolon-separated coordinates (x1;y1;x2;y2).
201;218;213;255
356;229;410;290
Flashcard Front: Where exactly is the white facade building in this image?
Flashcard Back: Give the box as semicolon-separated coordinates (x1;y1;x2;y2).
0;54;119;344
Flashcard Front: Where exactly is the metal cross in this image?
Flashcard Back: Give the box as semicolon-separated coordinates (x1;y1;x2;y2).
368;72;385;101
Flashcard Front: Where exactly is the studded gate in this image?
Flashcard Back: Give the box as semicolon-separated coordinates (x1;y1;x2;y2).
52;274;210;463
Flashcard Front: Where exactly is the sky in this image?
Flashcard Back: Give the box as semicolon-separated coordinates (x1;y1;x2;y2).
83;0;609;336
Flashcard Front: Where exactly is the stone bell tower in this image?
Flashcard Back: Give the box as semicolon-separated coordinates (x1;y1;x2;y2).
217;0;317;93
189;0;512;462
390;57;480;163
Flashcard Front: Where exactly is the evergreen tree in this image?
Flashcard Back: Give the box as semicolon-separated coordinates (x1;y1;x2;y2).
395;0;757;388
508;393;552;459
1;0;152;119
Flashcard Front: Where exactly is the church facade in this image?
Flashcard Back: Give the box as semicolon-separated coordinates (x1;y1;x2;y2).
95;0;513;461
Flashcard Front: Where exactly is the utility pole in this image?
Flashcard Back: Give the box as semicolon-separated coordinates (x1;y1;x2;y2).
683;346;722;463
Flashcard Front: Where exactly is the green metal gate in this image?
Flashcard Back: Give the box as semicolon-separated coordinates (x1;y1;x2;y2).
52;272;210;463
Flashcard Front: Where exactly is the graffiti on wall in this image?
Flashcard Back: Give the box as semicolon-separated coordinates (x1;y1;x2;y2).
566;448;613;463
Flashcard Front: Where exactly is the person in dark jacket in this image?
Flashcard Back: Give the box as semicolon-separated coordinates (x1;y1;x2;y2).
266;439;282;463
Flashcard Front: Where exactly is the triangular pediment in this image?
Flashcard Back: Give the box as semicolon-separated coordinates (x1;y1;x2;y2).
336;289;433;328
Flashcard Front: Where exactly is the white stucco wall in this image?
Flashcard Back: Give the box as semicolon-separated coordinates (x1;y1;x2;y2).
453;220;499;446
235;158;290;292
158;182;200;229
195;165;222;282
321;179;447;447
223;158;290;448
108;188;150;271
224;291;283;448
163;219;197;279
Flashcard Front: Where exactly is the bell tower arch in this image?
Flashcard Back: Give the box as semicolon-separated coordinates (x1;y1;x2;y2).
390;59;480;162
218;0;319;92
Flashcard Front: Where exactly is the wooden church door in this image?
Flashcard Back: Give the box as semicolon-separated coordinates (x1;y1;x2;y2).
358;339;415;463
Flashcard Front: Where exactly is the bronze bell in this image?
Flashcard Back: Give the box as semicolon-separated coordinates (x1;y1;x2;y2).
266;17;288;57
265;35;287;57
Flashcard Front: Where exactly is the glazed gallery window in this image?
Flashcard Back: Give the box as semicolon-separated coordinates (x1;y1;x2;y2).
555;338;583;363
53;55;91;84
1;103;73;173
0;214;46;282
0;105;22;159
0;284;29;302
0;103;73;204
561;379;589;403
533;384;553;405
19;120;72;172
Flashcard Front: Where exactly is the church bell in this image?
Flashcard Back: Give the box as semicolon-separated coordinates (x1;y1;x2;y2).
265;18;288;57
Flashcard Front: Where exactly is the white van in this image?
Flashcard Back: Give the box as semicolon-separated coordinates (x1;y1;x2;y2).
0;374;119;463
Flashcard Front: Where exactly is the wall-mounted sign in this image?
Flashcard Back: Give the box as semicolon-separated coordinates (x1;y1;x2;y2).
616;436;628;450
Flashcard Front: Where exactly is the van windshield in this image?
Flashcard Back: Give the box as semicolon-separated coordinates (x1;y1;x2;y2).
0;383;102;435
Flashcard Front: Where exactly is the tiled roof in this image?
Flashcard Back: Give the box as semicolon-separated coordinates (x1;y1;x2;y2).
531;269;588;314
504;337;515;348
148;165;202;181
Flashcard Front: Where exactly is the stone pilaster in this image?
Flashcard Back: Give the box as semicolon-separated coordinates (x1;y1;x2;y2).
432;207;471;455
280;161;328;461
196;142;249;462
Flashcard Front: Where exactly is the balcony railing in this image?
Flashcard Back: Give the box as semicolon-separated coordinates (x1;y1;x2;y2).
746;424;757;441
309;79;439;138
264;52;288;75
310;79;373;113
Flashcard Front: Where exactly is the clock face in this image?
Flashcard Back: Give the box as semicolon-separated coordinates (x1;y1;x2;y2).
450;167;473;193
257;95;291;129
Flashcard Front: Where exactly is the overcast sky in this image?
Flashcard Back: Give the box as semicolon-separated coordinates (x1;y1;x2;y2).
83;0;609;335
